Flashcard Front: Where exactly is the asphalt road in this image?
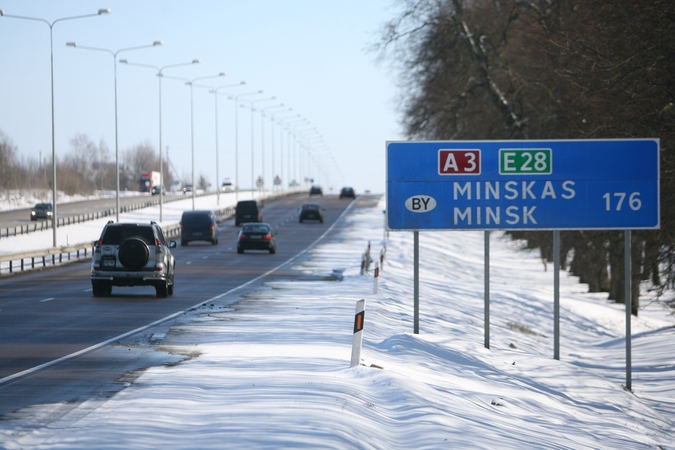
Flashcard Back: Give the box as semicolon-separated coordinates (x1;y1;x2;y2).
0;191;198;230
0;193;366;417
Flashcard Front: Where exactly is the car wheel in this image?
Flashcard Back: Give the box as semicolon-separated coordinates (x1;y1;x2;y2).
182;240;188;246
118;238;150;270
168;283;174;296
237;246;244;254
156;282;168;298
212;238;218;245
269;246;276;254
299;218;303;223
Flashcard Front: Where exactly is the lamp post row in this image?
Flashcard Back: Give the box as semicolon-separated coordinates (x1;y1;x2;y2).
1;8;331;246
0;8;111;247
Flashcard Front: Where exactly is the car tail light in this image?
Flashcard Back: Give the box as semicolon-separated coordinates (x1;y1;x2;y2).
239;234;247;240
155;263;164;272
264;233;273;240
210;224;215;231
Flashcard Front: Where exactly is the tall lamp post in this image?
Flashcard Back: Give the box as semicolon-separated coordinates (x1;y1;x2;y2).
1;8;110;247
231;90;263;200
66;40;163;222
270;109;295;190
119;58;200;221
165;73;227;209
210;82;246;205
249;97;276;193
260;104;286;191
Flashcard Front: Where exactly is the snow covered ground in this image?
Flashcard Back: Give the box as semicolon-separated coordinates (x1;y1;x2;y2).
1;193;674;449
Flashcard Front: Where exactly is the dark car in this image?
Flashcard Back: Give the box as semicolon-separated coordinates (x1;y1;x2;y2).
30;202;53;221
182;184;193;194
235;200;263;226
237;222;276;254
309;185;323;196
299;203;324;223
90;221;176;298
151;185;166;195
339;187;356;199
180;210;219;246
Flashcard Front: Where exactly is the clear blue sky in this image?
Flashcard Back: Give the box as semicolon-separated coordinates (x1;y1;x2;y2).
0;0;404;194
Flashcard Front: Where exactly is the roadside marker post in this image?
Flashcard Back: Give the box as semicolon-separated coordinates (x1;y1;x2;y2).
373;261;379;294
350;299;366;367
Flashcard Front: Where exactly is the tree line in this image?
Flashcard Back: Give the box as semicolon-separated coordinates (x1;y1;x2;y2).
376;0;675;314
0;130;211;195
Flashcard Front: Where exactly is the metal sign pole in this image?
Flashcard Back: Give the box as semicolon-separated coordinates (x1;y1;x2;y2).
625;230;632;391
554;230;560;360
414;231;419;334
484;230;490;349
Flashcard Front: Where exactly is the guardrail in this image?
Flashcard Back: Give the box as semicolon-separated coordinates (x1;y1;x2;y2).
0;191;209;240
0;189;302;276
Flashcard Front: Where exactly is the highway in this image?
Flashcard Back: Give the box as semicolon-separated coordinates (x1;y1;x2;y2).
0;193;362;416
0;193;190;231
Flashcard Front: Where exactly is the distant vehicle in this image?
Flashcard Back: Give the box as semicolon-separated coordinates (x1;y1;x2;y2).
151;185;166;195
30;202;53;221
299;203;324;223
221;177;234;192
180;210;219;246
183;184;193;194
339;187;356;199
235;200;263;226
237;222;276;254
139;171;161;193
309;185;323;196
90;221;176;298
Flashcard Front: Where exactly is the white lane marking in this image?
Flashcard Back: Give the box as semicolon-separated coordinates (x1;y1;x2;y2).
0;200;357;386
39;298;55;303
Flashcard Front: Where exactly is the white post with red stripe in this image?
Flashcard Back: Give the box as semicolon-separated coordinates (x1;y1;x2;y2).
350;299;366;367
373;261;379;294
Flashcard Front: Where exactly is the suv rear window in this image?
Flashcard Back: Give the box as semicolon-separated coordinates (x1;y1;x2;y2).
236;201;259;213
181;211;213;226
101;225;155;245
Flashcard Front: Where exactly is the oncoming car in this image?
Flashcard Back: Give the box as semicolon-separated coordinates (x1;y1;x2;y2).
237;223;276;254
299;203;324;223
90;221;176;298
31;202;53;221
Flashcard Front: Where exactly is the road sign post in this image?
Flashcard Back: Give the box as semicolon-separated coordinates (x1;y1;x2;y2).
387;139;659;231
387;139;659;390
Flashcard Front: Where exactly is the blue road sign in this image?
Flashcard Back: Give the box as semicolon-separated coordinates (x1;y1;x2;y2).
386;139;660;231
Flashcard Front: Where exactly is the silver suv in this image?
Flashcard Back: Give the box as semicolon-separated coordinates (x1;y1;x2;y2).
91;221;177;298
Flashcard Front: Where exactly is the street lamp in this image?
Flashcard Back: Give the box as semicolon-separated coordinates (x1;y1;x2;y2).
1;8;110;247
284;116;307;189
170;73;227;209
260;103;286;191
210;81;246;205
249;96;276;193
119;58;200;221
67;40;163;222
270;108;295;190
231;90;263;200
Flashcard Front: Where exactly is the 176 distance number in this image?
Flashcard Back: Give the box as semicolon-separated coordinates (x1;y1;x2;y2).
603;192;642;211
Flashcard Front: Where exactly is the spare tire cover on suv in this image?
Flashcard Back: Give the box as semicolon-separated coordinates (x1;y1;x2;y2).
118;238;150;270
